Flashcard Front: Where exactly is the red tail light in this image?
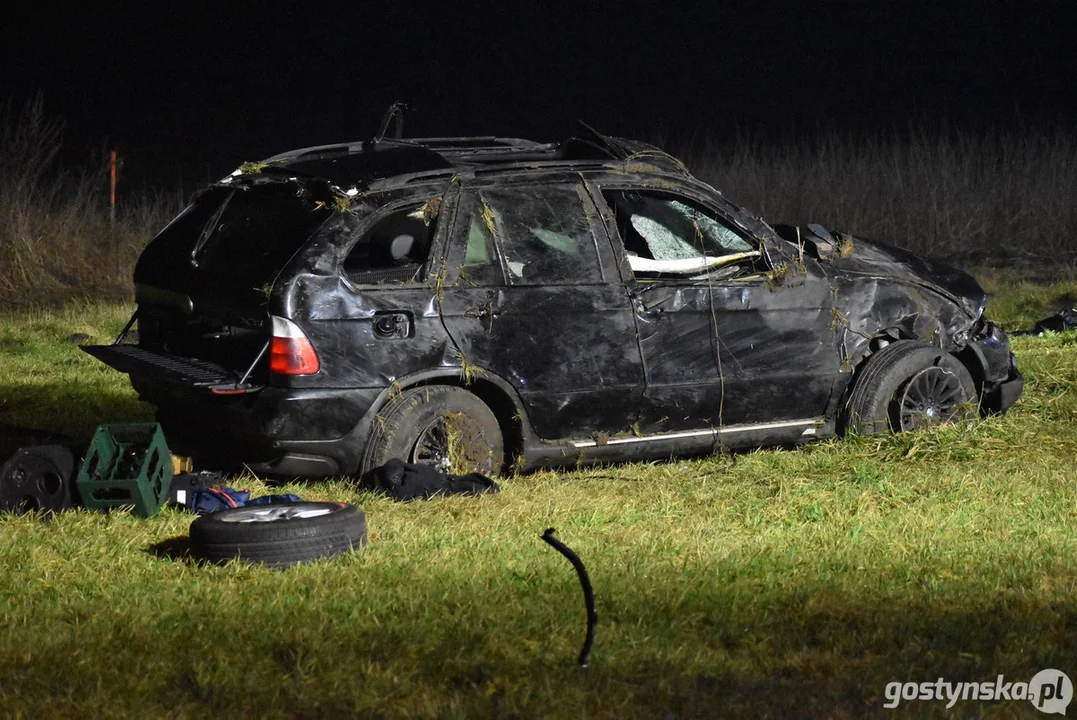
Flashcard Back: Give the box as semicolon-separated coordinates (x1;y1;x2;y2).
269;316;320;375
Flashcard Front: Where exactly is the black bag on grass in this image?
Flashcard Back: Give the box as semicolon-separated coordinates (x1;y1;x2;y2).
360;458;499;502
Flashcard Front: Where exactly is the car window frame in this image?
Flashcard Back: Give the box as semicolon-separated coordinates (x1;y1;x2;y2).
588;179;778;287
444;179;616;288
336;188;456;288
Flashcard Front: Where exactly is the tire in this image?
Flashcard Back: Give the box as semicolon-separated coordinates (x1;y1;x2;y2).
361;385;504;477
844;340;978;435
189;502;367;568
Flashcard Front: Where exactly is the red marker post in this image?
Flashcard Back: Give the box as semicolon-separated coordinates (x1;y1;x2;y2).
109;149;118;225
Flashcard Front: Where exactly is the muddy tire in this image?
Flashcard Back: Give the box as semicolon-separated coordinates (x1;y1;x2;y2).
361;385;504;476
189;502;366;568
844;340;978;435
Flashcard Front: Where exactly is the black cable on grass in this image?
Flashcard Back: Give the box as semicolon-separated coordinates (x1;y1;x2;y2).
541;527;596;667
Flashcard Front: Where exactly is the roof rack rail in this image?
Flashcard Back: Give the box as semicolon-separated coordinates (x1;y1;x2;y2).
470;160;610;177
388;137;559;157
401;136;542;148
380;137;562;165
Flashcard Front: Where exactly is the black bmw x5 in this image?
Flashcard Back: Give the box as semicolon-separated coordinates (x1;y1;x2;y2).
84;127;1023;477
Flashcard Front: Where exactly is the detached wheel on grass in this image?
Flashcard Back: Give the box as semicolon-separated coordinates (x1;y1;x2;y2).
189;502;367;568
844;340;978;435
361;385;504;476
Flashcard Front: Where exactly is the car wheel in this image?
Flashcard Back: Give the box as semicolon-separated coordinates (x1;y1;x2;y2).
189;502;367;568
844;340;978;435
361;385;504;476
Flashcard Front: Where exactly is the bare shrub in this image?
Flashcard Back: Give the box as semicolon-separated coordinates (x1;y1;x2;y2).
0;96;182;304
662;121;1077;269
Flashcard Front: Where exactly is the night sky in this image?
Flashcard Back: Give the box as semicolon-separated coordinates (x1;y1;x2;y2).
6;2;1077;188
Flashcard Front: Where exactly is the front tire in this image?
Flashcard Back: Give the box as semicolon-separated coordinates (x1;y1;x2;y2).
844;340;978;435
361;385;504;476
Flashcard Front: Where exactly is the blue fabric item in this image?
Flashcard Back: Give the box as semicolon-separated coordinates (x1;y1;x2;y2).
246;494;305;506
191;487;304;515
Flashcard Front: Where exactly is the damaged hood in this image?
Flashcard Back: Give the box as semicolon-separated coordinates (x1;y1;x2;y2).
800;228;986;319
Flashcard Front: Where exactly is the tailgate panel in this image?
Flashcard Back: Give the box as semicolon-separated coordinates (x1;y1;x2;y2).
81;345;244;388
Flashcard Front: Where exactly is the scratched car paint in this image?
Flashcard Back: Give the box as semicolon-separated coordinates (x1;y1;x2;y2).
83;127;1023;477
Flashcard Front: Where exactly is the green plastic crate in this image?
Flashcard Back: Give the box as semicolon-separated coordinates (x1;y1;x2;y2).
75;423;174;517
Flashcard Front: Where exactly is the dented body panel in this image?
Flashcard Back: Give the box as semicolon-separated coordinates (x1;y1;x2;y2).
82;130;1023;476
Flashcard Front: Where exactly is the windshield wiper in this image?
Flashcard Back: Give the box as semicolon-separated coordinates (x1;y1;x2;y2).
190;190;234;268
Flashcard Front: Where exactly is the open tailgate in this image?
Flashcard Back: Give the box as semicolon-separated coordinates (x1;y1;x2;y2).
80;344;263;394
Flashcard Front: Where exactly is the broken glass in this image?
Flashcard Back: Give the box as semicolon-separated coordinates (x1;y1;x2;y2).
466;186;604;285
341;204;437;283
603;190;759;278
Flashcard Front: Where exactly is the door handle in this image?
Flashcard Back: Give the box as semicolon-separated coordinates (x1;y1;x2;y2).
629;292;660;316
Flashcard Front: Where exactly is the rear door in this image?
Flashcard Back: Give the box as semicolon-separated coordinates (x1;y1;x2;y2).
438;180;645;440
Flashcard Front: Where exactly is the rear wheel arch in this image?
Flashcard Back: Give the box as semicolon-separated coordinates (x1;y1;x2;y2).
356;369;528;475
405;374;525;469
361;384;503;476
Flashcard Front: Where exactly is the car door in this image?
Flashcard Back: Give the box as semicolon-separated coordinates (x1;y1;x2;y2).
437;180;645;440
593;185;841;435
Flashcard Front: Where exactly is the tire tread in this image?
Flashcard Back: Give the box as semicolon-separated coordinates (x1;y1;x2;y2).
189;502;367;567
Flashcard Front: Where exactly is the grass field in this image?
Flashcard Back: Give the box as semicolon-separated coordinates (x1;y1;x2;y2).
0;279;1075;718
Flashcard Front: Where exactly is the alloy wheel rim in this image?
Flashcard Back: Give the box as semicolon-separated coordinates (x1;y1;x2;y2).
898;366;965;431
218;505;336;523
413;418;453;472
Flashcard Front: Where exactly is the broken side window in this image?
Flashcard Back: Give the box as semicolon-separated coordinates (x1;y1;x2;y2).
602;190;761;280
341;202;437;284
454;205;505;286
474;186;604;286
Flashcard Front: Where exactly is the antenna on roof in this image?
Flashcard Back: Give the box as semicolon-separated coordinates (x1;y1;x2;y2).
375;102;408;143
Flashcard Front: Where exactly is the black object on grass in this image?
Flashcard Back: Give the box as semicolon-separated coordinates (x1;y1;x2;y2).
541;527;597;667
360;458;500;502
1012;306;1077;336
0;444;75;514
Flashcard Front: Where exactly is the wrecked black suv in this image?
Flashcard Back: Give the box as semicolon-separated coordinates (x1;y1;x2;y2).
84;127;1023;477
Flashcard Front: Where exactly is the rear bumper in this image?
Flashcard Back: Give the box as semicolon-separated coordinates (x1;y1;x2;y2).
82;343;383;476
131;376;381;477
